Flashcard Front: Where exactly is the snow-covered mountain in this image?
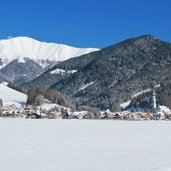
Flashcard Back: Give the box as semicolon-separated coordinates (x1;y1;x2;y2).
0;82;27;107
22;35;171;111
0;37;99;84
0;36;99;69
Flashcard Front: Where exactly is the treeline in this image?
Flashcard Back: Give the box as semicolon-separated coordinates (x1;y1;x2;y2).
8;82;25;93
27;88;76;110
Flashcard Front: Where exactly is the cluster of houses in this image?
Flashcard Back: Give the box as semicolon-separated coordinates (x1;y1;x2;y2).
0;100;70;119
0;87;171;121
75;109;171;120
0;97;171;120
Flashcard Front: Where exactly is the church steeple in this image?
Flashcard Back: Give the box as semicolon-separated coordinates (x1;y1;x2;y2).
152;89;157;113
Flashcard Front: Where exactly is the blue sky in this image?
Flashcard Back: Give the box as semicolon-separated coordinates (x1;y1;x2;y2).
0;0;171;48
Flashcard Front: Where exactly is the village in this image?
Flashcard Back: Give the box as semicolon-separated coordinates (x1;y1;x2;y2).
0;84;170;120
0;98;171;120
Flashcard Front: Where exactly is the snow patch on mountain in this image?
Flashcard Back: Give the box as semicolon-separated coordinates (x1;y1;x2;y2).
17;57;26;63
50;68;77;75
120;100;131;109
78;81;95;91
0;82;27;107
131;88;151;98
0;37;99;68
120;88;153;109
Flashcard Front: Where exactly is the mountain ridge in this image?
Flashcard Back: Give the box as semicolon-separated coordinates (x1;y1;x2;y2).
20;35;171;111
0;36;99;84
0;36;99;69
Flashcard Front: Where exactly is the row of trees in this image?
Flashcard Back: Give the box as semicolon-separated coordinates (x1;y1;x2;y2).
27;88;76;110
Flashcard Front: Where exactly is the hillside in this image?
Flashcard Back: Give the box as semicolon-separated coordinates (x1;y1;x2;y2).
0;82;27;107
20;50;100;90
20;35;171;111
0;72;12;83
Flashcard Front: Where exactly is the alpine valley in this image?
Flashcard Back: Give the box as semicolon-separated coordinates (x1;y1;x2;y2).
1;35;171;111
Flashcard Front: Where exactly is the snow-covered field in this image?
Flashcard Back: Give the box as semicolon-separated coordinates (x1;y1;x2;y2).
0;82;27;107
0;120;171;171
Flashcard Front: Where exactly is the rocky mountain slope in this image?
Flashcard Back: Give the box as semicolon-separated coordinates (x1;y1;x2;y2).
0;37;99;83
0;58;43;84
20;50;100;90
0;72;12;83
20;35;171;111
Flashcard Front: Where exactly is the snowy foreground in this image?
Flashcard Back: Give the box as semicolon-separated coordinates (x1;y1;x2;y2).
0;120;171;171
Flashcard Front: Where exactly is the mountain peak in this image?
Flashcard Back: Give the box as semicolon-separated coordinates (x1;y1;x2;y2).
2;36;40;45
0;36;99;69
136;35;158;41
5;36;35;41
138;34;156;39
0;36;99;84
119;35;160;49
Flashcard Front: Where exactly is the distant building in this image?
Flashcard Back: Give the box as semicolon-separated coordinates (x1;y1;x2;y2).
151;89;157;113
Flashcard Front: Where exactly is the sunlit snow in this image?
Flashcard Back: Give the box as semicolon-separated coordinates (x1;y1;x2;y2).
0;120;171;171
0;37;99;68
50;68;77;75
78;81;95;91
0;82;27;106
